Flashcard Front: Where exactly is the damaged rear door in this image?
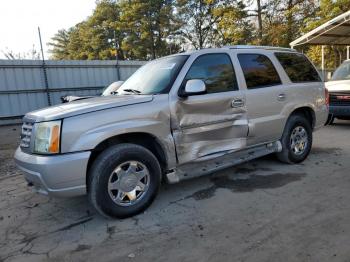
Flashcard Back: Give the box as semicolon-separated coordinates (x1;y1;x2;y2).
170;52;249;164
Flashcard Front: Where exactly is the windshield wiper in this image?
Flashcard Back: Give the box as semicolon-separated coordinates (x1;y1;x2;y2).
121;89;141;94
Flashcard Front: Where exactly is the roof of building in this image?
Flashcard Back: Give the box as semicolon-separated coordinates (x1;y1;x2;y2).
290;10;350;47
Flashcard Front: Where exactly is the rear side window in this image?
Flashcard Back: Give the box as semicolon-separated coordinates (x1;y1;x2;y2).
275;52;321;82
184;53;238;93
238;54;282;89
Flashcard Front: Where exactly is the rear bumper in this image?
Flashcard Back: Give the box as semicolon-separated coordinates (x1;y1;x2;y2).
14;147;90;197
329;105;350;118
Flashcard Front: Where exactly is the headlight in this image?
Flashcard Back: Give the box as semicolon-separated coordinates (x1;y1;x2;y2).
34;120;61;154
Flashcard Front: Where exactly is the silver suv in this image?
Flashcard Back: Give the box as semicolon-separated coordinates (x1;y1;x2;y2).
15;46;328;218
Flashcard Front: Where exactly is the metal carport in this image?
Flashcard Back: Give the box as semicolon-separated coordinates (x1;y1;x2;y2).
290;10;350;78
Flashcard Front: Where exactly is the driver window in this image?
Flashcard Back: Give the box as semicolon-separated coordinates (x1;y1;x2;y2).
184;53;238;93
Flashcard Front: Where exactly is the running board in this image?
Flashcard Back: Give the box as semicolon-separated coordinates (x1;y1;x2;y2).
166;141;282;184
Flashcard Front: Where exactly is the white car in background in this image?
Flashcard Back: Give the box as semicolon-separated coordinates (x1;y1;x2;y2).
326;60;350;124
61;81;124;103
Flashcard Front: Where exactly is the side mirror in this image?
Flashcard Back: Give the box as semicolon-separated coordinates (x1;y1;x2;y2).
181;79;206;97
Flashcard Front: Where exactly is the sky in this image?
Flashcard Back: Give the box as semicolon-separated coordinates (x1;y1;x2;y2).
0;0;96;59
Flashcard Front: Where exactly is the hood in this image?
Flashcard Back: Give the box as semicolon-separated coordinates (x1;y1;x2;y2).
325;79;350;92
26;95;153;122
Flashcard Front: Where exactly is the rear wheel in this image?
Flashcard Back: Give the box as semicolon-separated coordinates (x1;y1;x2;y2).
88;143;161;218
277;114;312;164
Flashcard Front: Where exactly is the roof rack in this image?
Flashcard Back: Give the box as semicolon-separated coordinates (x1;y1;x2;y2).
223;45;297;52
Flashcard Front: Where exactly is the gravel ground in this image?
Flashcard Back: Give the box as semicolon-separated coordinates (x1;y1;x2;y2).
1;122;350;262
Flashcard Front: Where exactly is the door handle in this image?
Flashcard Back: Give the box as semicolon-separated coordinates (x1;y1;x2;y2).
277;93;286;101
231;98;245;108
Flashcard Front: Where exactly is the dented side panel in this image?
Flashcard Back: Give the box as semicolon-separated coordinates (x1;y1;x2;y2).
167;49;250;164
172;92;248;163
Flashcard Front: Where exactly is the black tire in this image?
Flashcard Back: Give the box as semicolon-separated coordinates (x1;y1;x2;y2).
88;143;161;218
325;114;335;125
276;114;313;164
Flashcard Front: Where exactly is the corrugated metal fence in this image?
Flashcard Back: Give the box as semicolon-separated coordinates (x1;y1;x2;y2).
0;59;145;124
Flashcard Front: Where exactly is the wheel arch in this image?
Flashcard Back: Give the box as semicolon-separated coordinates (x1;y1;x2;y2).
288;106;316;129
86;132;169;187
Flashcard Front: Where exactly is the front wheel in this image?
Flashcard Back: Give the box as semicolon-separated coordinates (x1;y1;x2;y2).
277;114;313;164
88;144;161;218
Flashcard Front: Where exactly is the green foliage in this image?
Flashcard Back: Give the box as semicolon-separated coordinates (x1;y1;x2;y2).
50;0;122;60
175;0;253;48
260;0;318;47
213;1;253;46
119;0;180;60
48;0;350;66
48;29;71;59
176;0;218;49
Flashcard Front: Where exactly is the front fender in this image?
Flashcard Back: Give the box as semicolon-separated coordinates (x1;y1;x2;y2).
69;119;166;151
60;95;177;168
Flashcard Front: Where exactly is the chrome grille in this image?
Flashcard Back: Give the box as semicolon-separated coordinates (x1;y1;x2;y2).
20;122;34;148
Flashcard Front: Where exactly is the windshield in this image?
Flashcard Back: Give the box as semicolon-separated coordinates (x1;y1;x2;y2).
331;61;350;81
118;55;189;95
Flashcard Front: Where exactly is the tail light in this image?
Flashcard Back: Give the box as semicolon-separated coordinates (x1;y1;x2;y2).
325;88;329;107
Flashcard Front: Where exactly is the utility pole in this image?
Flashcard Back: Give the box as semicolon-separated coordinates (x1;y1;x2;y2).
114;30;120;80
38;27;51;106
321;45;325;81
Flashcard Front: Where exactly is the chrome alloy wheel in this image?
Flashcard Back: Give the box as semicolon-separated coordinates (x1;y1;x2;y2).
290;126;308;156
108;161;150;206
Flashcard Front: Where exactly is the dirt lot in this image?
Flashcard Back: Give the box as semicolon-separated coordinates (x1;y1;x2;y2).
1;122;350;262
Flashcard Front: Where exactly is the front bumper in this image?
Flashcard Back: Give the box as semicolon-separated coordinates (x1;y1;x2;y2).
329;105;350;118
14;147;91;197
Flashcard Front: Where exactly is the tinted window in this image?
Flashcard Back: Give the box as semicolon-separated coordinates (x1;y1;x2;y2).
184;53;238;93
238;54;282;89
275;52;321;82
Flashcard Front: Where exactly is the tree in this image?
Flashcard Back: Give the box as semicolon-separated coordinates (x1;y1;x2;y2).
49;0;180;60
256;0;263;44
48;29;71;59
49;0;123;60
260;0;318;47
245;0;266;45
244;0;319;47
213;1;253;46
176;0;253;49
119;0;180;60
47;0;350;65
83;0;123;59
176;0;219;49
1;46;41;60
